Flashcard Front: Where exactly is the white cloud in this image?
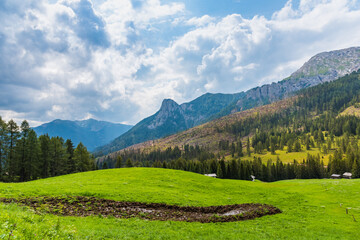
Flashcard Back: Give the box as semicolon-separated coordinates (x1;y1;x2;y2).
1;0;360;127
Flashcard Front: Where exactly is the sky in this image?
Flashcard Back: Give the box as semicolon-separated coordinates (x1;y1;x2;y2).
1;0;360;127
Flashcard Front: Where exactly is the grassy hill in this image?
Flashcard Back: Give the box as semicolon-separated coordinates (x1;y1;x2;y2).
0;168;359;239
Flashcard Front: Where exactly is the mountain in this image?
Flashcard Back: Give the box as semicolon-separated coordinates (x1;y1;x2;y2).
95;46;360;156
100;69;360;163
94;93;243;156
33;119;132;151
229;46;360;113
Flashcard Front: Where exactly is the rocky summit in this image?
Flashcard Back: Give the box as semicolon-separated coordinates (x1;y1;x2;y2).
232;47;360;113
95;47;360;156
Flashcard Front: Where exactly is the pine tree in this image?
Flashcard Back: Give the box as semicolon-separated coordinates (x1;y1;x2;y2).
25;130;40;180
7;120;20;178
237;141;243;157
74;142;91;172
216;163;223;178
270;142;276;155
125;158;133;167
65;139;75;173
102;161;108;169
0;117;9;179
115;156;122;168
294;140;301;152
17;120;30;181
246;137;251;156
352;160;360;178
50;137;67;176
39;135;51;178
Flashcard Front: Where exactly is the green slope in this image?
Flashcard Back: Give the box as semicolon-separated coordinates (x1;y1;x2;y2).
0;168;359;239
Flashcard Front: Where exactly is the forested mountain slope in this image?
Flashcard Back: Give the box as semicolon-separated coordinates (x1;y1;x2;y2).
96;47;360;156
99;70;360;182
94;93;243;156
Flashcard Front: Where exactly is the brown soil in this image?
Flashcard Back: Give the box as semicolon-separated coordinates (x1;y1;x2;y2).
0;196;281;223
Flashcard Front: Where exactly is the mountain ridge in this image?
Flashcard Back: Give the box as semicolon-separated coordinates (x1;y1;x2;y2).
95;46;360;157
33;118;132;151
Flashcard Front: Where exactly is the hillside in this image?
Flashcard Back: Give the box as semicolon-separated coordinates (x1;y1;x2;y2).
97;70;360;182
105;97;296;157
230;46;360;113
95;47;360;156
0;168;359;239
94;93;243;156
33;118;132;151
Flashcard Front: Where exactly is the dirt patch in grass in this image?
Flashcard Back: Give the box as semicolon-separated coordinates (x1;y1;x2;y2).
0;196;281;223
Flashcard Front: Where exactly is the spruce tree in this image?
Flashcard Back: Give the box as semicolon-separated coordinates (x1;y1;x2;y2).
115;156;122;168
74;142;91;172
25;130;40;180
125;158;133;167
0;117;9;179
39;134;51;178
7;120;20;179
65;139;75;173
352;160;360;178
216;163;223;178
246;137;251;156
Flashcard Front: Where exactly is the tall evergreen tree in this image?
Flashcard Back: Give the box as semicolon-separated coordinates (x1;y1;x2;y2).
24;130;40;181
74;142;92;172
0;117;8;179
50;137;67;176
246;137;251;156
17;120;30;181
115;156;122;168
7;120;20;178
65;139;76;173
39;134;51;178
352;160;360;178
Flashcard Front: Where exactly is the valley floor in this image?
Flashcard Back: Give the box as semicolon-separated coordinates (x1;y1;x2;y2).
0;168;359;239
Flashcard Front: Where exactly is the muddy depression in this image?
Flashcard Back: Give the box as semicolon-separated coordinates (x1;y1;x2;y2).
0;196;281;223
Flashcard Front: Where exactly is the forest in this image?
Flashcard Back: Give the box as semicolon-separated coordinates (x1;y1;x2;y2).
99;70;360;181
0;118;95;182
2;70;360;182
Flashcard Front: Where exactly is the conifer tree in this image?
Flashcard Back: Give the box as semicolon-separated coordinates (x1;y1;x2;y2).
74;142;91;172
0;117;9;179
7;120;20;178
39;134;51;178
352;160;360;178
65;139;76;173
246;137;251;156
115;156;122;168
125;158;133;167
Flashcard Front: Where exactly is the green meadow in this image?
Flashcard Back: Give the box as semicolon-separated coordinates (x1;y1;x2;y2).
0;168;359;239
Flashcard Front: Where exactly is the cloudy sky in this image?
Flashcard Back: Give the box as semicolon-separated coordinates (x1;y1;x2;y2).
1;0;360;126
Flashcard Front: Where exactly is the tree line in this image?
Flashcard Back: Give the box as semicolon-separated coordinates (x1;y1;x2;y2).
0;117;95;182
98;71;360;181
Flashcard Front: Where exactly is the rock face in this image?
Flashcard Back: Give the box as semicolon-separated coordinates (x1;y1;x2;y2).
33;119;132;151
231;47;360;113
95;46;360;156
94;93;243;156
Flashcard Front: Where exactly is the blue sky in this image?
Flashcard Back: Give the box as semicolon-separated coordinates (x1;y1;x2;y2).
165;0;298;18
1;0;360;126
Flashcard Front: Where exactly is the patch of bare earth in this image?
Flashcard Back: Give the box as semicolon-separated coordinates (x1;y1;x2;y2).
0;196;281;223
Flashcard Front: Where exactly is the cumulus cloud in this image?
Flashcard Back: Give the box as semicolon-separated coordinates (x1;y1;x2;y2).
0;0;360;127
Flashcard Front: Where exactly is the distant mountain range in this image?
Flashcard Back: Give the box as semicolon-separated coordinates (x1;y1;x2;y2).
33;119;132;151
93;46;360;156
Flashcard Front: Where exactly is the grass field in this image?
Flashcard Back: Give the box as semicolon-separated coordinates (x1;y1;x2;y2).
239;148;331;164
0;168;359;239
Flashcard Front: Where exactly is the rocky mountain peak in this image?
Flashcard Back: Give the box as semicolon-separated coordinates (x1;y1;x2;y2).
159;99;180;113
233;46;360;112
